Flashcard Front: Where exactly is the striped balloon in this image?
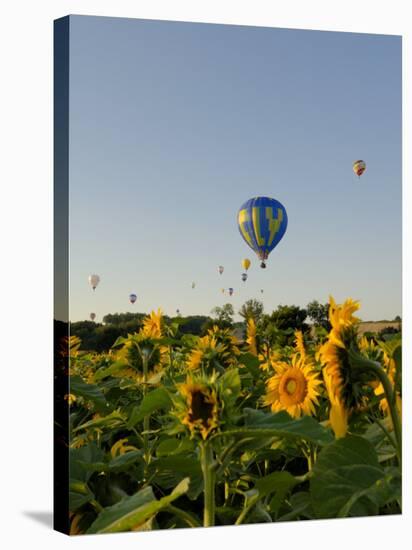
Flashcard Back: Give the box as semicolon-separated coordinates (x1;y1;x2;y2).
237;197;288;268
353;160;366;177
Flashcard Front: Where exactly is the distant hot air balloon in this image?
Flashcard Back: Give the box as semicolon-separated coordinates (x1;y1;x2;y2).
242;258;251;271
90;312;96;321
176;309;180;315
238;197;288;268
191;281;196;289
129;293;137;304
260;289;264;294
88;274;100;290
353;160;366;178
228;288;234;296
218;265;224;275
241;273;247;282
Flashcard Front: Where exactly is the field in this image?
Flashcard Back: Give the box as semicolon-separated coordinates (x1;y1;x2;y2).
65;298;402;534
358;321;401;336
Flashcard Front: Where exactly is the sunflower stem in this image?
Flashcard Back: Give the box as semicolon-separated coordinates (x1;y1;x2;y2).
350;352;402;467
200;441;216;527
142;352;151;474
371;364;402;467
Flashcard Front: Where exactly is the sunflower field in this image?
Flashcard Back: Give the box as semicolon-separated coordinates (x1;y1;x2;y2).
66;297;402;534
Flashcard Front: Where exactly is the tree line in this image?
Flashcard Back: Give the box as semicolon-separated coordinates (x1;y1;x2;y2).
69;300;400;352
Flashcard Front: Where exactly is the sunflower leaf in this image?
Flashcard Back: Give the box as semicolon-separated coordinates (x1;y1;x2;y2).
310;435;399;518
70;375;110;413
240;408;333;446
86;478;190;534
128;387;172;427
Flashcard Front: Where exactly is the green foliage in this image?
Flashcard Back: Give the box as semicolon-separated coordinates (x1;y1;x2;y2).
66;304;402;533
238;299;264;322
209;303;235;329
306;300;331;330
87;479;190;534
310;435;401;518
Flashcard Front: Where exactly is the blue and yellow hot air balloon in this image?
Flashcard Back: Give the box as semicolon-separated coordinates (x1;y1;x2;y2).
237;197;288;268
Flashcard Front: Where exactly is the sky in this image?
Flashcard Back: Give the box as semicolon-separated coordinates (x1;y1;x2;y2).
66;15;401;322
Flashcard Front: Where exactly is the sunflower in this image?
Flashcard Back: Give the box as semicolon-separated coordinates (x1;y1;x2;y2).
263;353;322;418
294;330;306;359
207;325;240;357
141;308;163;338
110;438;139;458
186;333;229;372
317;296;361;438
258;342;280;371
64;393;77;406
113;328;167;383
246;318;258;356
178;379;219;440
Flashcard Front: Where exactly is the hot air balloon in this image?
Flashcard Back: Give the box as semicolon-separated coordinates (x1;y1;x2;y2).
218;265;224;275
353;160;366;177
260;289;264;294
237;197;288;268
90;312;96;321
241;273;247;282
176;309;180;315
191;282;196;289
228;288;234;296
242;258;251;271
129;293;137;304
88;274;100;290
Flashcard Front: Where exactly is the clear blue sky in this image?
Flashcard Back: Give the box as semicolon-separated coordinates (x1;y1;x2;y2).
67;15;401;322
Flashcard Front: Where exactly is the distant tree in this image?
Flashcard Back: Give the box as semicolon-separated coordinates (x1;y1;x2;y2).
103;312;146;325
393;315;402;332
238;299;264;322
210;304;234;325
180;316;211;336
260;305;309;347
267;304;309;332
306;300;331;330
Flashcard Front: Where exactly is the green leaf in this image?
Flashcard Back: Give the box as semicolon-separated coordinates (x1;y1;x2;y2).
310;435;394;518
128;388;172;426
219;368;241;405
156;437;194;457
86;478;190;534
148;456;203;499
241;408;334;446
70;444;105;482
277;491;313;521
108;451;142;472
93;361;127;382
70;375;109;413
73;410;125;433
238;353;261;377
337;467;401;517
69;480;94;511
236;471;299;524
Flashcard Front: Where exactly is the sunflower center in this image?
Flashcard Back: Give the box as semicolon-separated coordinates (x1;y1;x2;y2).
279;368;307;405
189;390;214;426
286;379;297;394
